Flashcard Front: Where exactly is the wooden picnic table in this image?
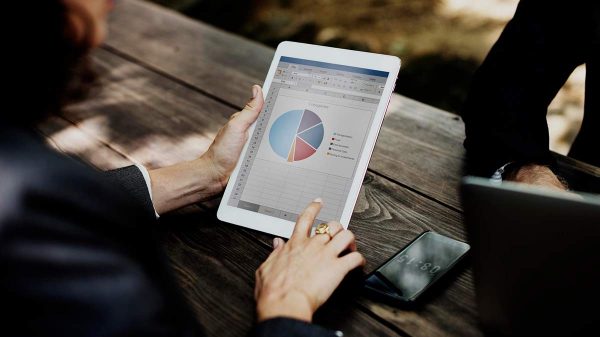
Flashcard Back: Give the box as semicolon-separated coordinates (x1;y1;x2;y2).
38;1;600;336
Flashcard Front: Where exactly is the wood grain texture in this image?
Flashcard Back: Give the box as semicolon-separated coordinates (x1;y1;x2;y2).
237;172;482;337
37;115;132;170
58;46;479;337
40;2;600;337
63;48;238;169
103;0;467;210
161;207;405;337
104;0;600;211
104;0;273;106
373;96;466;210
50;48;404;337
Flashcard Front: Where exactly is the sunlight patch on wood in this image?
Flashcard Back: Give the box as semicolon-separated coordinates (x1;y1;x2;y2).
126;133;215;169
44;115;131;170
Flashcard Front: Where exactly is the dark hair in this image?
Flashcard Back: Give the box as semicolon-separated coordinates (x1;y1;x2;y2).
6;1;95;126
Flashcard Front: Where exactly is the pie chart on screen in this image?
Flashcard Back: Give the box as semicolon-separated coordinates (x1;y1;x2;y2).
269;109;324;162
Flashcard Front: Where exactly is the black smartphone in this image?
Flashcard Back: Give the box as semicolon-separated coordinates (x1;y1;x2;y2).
364;231;470;303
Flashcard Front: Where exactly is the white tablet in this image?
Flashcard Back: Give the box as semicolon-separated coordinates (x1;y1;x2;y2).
218;41;400;238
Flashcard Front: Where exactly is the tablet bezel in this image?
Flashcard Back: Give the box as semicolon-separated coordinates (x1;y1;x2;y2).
217;41;401;238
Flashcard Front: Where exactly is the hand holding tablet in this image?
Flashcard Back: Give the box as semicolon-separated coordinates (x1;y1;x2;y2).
218;42;400;237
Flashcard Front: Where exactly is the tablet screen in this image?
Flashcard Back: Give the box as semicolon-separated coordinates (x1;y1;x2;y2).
228;56;389;225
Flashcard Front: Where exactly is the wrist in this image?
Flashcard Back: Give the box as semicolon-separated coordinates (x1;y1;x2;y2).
148;156;226;214
508;164;567;190
199;150;229;193
193;153;228;197
256;291;313;323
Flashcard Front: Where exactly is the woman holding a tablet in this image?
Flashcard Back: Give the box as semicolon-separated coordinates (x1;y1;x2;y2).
0;1;364;336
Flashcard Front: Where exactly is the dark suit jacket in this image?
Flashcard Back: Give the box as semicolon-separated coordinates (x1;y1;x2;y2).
0;124;337;337
463;0;600;176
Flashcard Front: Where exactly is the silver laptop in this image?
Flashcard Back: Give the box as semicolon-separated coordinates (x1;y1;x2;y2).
461;177;600;336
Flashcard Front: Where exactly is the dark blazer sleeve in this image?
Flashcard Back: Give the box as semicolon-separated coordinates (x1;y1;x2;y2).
105;165;156;218
253;318;340;337
102;166;340;336
0;154;203;337
102;165;341;336
462;0;589;176
0;126;344;337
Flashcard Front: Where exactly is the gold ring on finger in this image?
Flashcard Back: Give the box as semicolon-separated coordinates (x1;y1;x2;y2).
315;223;332;238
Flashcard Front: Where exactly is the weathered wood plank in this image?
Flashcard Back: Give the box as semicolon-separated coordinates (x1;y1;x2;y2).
56;48;480;337
36;1;600;336
105;0;273;106
374;97;466;209
63;48;235;169
104;0;467;209
376;98;600;207
51;47;405;337
39;115;406;337
37;115;132;170
104;0;600;212
351;174;479;337
162;207;405;337
160;207;260;336
238;172;481;337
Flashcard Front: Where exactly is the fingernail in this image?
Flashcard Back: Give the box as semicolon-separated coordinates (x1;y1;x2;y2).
252;86;259;98
272;237;281;249
313;197;322;203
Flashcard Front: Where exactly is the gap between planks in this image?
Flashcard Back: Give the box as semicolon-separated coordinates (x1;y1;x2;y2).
98;45;463;217
101;44;242;112
43;53;416;337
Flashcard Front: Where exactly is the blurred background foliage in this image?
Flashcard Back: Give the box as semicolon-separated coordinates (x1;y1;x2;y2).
146;0;585;154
